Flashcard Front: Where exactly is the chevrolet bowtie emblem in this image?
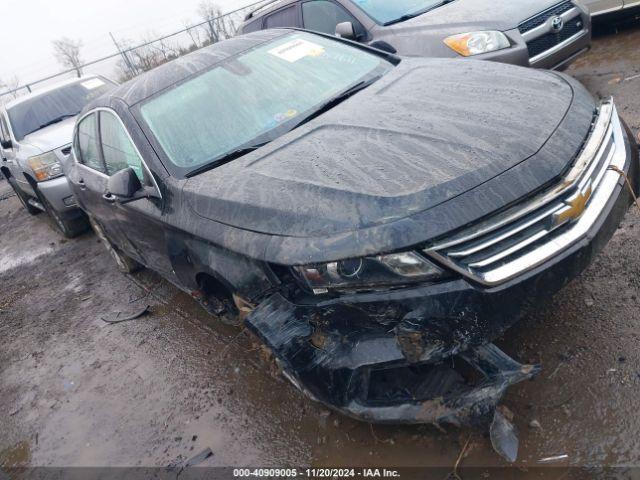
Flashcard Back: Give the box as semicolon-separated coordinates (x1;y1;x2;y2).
553;183;593;227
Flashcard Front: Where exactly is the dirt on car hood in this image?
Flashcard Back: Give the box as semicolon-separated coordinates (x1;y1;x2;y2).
184;58;587;242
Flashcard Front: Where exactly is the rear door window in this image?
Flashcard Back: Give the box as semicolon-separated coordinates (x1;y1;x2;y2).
242;19;263;33
302;0;361;35
77;113;106;173
264;5;301;28
99;111;145;182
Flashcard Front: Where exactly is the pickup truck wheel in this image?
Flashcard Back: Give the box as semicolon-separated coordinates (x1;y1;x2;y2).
88;216;142;274
7;177;40;215
38;193;88;239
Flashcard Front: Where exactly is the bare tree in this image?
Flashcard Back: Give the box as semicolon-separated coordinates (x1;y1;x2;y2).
111;2;251;82
121;34;171;76
155;37;179;62
184;19;203;49
114;32;183;81
52;37;84;77
0;75;23;101
197;1;236;45
114;43;138;83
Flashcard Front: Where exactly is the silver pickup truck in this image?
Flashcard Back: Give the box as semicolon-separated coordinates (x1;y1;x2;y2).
0;76;115;237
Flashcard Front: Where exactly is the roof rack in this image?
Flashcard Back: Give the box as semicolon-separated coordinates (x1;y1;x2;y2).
244;0;285;20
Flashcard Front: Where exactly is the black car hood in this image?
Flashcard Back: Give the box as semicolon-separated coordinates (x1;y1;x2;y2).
187;59;575;227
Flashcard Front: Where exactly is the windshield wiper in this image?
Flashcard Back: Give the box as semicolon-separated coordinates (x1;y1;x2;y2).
24;113;79;137
383;0;455;26
289;79;373;131
185;79;375;178
185;142;270;178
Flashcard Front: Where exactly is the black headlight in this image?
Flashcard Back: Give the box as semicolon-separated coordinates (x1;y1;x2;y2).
293;251;445;294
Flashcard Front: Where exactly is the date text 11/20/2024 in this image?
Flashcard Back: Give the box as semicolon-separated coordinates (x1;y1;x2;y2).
233;469;401;478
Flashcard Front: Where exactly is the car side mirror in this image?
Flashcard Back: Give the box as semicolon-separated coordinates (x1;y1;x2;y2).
335;22;356;40
108;167;141;199
1;139;12;149
107;167;161;205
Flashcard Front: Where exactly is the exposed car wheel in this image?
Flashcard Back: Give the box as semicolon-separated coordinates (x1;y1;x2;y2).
88;216;142;274
196;275;242;326
195;291;242;327
38;192;88;239
7;177;41;215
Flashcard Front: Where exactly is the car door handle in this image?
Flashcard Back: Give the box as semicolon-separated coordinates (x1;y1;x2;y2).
102;193;116;204
78;178;86;190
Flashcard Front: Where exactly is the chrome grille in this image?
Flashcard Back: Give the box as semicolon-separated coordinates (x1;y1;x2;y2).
518;1;587;64
426;101;626;286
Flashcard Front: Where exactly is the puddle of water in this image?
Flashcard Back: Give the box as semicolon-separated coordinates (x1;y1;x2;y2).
0;441;30;468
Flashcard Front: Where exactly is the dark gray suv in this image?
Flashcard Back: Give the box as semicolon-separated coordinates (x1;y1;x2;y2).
240;0;592;69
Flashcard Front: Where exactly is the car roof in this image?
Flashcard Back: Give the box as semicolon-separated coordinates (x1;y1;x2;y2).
5;75;105;110
98;29;292;108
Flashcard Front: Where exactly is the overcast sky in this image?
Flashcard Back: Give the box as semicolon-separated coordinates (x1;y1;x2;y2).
0;0;255;86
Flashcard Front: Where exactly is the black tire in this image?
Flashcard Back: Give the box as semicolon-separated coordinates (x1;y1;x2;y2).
38;192;88;239
88;216;142;274
7;177;41;215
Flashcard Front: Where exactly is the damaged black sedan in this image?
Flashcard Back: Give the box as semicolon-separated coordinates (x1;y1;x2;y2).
62;29;639;459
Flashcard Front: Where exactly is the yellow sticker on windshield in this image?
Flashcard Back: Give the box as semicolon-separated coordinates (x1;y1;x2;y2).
268;39;325;63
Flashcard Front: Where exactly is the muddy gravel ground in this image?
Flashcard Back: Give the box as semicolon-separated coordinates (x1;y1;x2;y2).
2;21;640;479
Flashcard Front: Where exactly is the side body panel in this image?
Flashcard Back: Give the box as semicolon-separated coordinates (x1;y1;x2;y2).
583;0;624;15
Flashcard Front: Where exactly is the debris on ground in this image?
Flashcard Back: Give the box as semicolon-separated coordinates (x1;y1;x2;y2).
183;447;213;468
101;305;150;325
446;434;472;480
166;447;214;477
538;454;569;464
529;420;542;430
490;407;519;463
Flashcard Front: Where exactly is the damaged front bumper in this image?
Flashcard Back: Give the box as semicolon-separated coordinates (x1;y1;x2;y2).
248;291;539;427
245;111;639;436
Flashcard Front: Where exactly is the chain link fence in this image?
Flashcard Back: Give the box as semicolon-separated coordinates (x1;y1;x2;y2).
0;0;271;102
